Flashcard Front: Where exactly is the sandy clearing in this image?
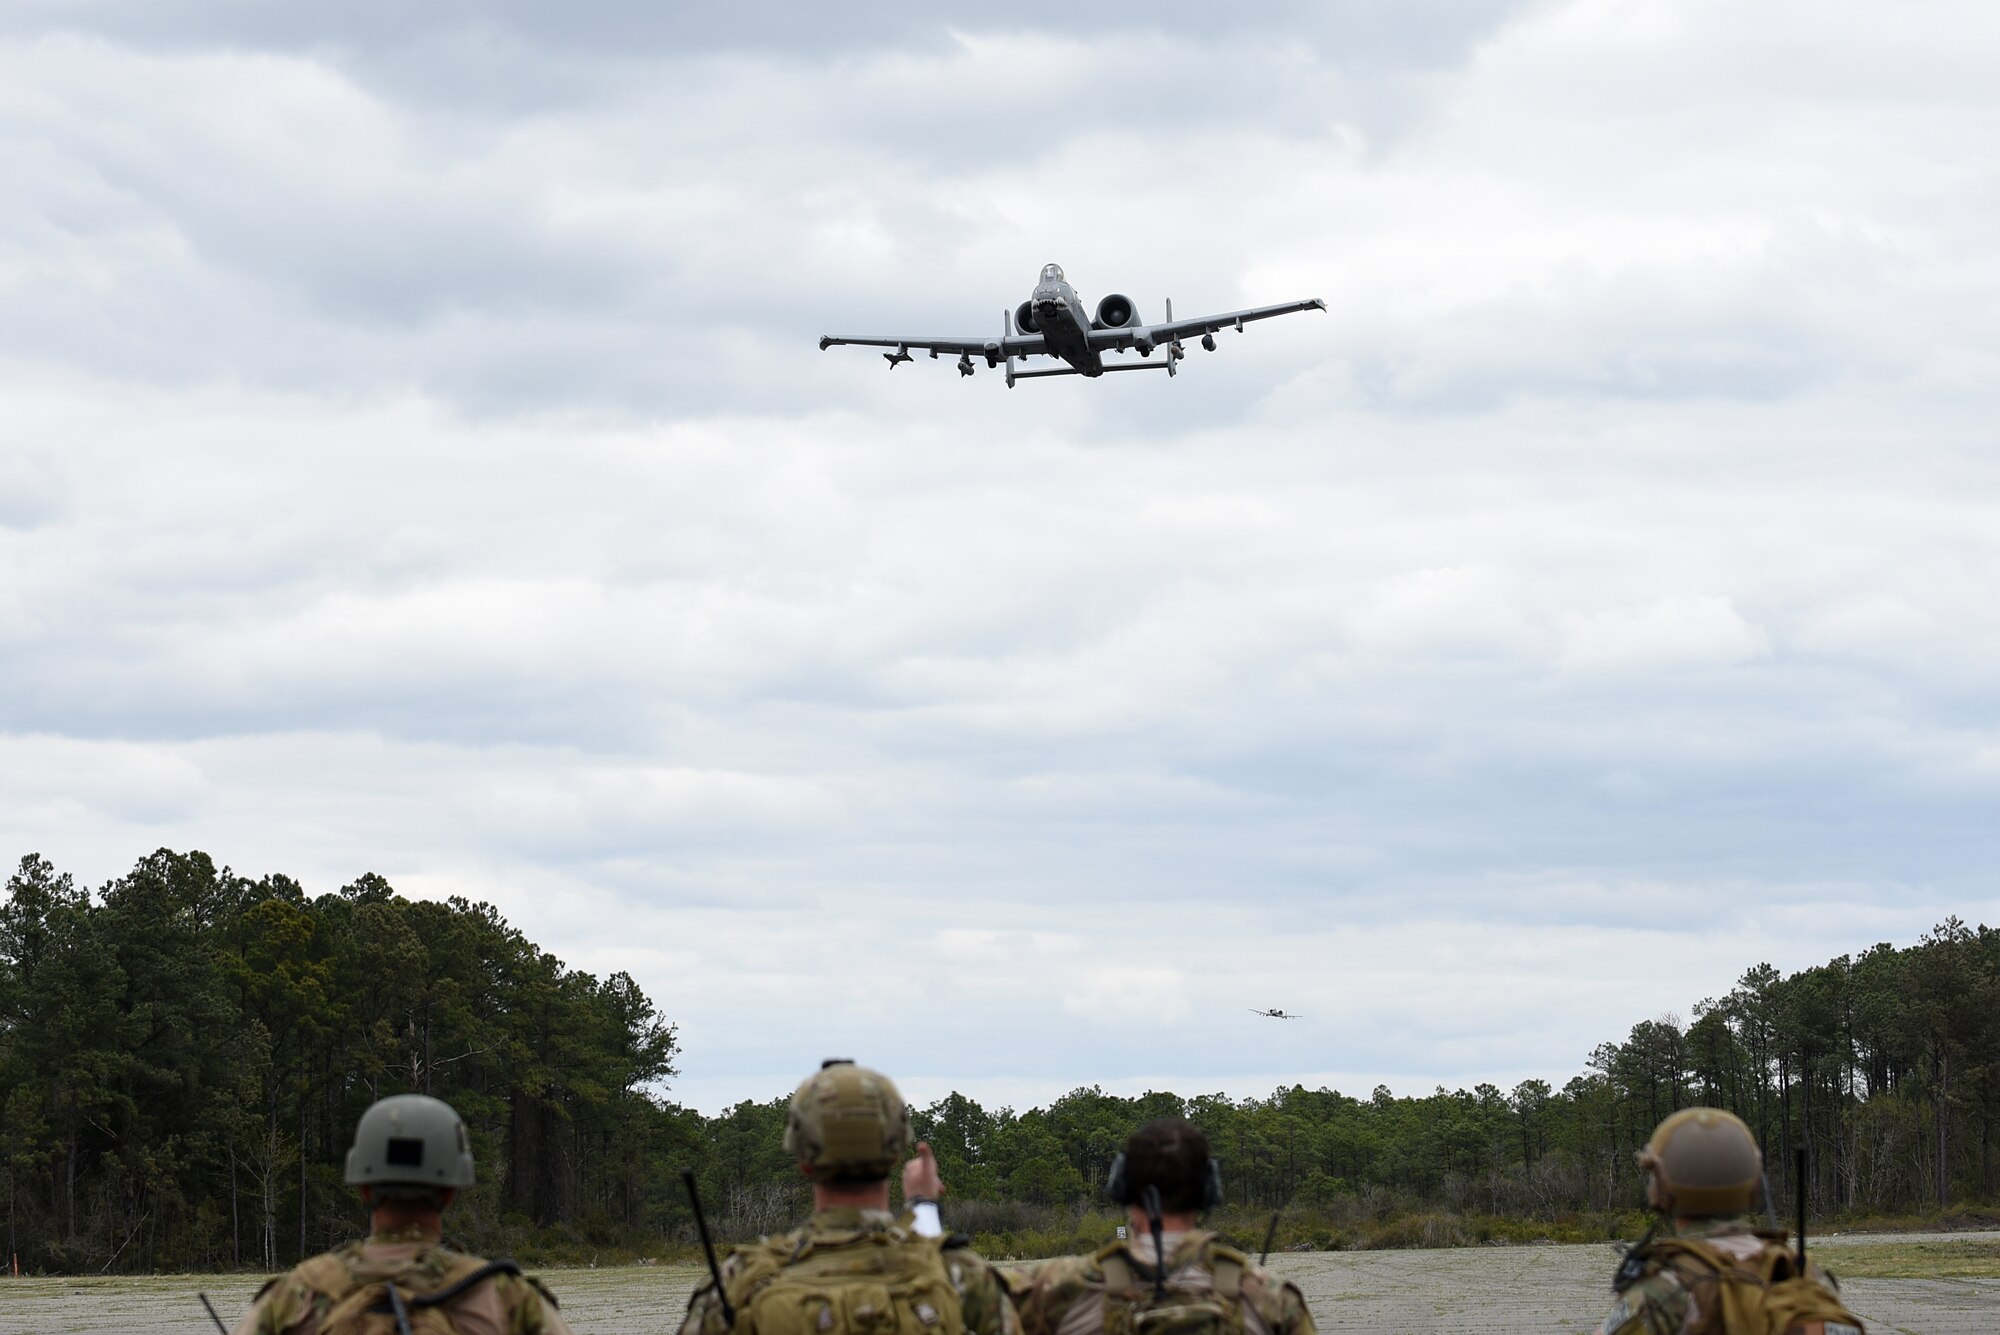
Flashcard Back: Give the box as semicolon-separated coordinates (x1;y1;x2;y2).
2;1233;1993;1334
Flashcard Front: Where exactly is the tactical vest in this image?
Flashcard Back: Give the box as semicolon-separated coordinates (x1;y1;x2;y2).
293;1248;524;1335
724;1224;966;1335
1094;1237;1251;1335
1631;1232;1865;1335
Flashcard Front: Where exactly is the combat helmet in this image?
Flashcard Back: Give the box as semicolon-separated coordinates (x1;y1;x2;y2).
1637;1107;1763;1217
784;1059;910;1184
345;1093;477;1198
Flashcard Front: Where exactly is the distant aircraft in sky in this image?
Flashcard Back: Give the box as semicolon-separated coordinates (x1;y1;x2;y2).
818;262;1325;387
1250;1008;1302;1020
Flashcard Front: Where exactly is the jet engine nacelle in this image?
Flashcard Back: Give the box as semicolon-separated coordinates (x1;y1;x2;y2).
1014;301;1039;334
1093;294;1140;329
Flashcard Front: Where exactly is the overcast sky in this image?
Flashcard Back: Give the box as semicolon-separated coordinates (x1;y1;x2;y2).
4;2;1998;1116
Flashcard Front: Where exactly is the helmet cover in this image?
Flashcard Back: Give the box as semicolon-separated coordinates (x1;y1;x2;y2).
1637;1107;1762;1217
783;1060;910;1184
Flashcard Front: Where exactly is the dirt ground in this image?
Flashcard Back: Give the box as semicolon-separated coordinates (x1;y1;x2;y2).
3;1232;1994;1334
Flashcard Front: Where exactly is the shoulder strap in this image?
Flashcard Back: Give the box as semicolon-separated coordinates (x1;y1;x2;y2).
523;1274;561;1311
1753;1240;1799;1285
1651;1237;1731;1275
407;1259;526;1310
1098;1249;1137;1295
725;1237;791;1310
1658;1235;1793;1281
1210;1254;1243;1303
295;1253;360;1302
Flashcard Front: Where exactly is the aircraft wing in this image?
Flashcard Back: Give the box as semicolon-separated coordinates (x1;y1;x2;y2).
1087;297;1326;352
818;332;1048;359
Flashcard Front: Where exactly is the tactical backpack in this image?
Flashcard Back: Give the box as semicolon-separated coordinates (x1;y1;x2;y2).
726;1227;966;1335
293;1250;524;1335
1095;1238;1251;1335
1640;1234;1865;1335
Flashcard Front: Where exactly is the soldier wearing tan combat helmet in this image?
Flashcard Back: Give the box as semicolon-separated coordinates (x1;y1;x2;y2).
231;1093;572;1335
680;1059;1020;1335
1592;1107;1863;1335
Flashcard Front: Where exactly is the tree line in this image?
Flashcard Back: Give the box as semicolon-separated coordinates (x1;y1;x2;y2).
0;851;685;1275
2;850;1995;1274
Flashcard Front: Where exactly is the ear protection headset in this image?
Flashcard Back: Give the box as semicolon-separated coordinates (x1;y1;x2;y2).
1103;1150;1224;1210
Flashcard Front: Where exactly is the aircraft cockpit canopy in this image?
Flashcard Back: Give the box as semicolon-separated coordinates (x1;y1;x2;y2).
1040;263;1065;283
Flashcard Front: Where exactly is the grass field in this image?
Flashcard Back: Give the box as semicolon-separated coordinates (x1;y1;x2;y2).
3;1232;1995;1334
1813;1235;2000;1280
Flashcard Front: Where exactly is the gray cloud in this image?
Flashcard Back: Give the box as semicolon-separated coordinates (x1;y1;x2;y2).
3;3;1535;65
4;1;1999;1106
0;12;1527;417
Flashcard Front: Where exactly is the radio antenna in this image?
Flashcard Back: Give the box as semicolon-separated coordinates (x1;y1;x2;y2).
1141;1184;1168;1301
683;1168;738;1328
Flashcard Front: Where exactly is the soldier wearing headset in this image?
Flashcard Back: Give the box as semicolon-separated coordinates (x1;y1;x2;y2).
1013;1118;1315;1335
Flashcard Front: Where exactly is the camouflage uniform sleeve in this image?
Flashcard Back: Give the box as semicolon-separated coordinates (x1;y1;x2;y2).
682;1281;727;1335
228;1272;324;1335
995;1262;1039;1307
943;1247;1022;1335
1014;1255;1094;1335
1243;1265;1315;1335
681;1249;755;1335
497;1272;576;1335
1594;1268;1691;1335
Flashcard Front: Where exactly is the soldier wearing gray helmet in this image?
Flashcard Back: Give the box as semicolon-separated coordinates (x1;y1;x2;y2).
231;1093;572;1335
680;1059;1020;1335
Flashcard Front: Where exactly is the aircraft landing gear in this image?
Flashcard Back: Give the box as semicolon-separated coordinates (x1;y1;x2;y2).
1201;333;1217;352
957;354;975;377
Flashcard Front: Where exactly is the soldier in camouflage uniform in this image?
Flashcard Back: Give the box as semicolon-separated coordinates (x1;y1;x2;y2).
681;1060;1019;1335
1593;1108;1861;1335
1016;1118;1314;1335
232;1094;571;1335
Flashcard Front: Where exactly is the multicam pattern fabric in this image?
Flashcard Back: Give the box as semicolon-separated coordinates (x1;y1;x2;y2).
1594;1218;1859;1335
229;1225;572;1335
1014;1232;1314;1335
680;1208;1021;1335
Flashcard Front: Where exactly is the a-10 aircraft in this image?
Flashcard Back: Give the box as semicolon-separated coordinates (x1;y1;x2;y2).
1250;1008;1303;1020
818;263;1326;387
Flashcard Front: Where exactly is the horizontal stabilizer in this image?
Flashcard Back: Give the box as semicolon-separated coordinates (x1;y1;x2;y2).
1009;361;1176;384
